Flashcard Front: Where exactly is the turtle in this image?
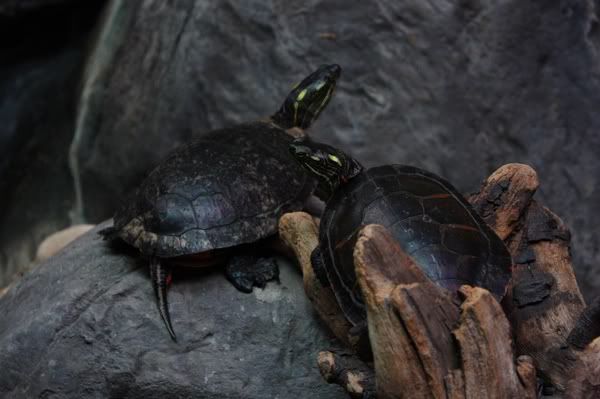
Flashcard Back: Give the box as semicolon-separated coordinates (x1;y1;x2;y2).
288;138;512;336
100;64;342;341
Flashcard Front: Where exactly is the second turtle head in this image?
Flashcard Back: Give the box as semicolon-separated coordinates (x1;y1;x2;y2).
273;64;341;130
289;138;363;200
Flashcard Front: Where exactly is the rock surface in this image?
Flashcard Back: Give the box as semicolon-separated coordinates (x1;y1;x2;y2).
0;222;345;398
0;1;105;286
69;0;600;299
2;1;600;302
0;0;74;16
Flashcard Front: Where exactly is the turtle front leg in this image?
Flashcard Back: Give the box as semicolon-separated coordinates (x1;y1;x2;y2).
225;255;280;293
149;257;177;341
310;247;330;287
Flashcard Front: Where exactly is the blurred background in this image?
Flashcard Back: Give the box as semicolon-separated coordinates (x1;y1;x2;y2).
1;0;598;299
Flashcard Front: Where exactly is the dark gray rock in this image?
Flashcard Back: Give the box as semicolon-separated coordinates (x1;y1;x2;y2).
71;0;600;299
0;48;80;292
0;0;74;16
0;1;105;286
0;222;346;398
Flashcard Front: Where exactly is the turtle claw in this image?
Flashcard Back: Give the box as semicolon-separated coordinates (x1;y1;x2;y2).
149;257;177;342
225;256;279;293
230;276;254;293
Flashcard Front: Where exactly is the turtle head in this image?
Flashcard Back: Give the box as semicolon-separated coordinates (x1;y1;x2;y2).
272;64;341;130
289;138;363;201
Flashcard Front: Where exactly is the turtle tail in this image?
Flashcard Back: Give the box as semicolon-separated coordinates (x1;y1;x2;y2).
149;257;177;342
97;226;119;240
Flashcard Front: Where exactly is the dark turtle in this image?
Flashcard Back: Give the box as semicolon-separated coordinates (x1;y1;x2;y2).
289;138;512;331
100;64;341;340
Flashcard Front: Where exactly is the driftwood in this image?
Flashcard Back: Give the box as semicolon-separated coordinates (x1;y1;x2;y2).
279;212;354;348
35;224;95;262
279;163;600;397
355;225;536;398
470;164;593;395
317;350;376;399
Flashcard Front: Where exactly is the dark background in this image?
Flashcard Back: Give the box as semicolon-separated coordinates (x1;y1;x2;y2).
1;0;598;299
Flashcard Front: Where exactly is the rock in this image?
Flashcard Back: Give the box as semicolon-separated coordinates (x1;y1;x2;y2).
69;0;600;300
35;224;95;262
2;0;600;302
0;222;346;398
0;0;105;287
0;0;76;16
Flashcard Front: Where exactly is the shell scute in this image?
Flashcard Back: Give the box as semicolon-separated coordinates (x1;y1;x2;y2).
361;198;397;227
441;225;488;258
384;191;424;221
148;194;196;235
192;193;237;229
424;196;477;226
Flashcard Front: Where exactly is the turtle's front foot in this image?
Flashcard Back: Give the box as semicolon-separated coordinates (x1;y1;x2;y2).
225;256;280;293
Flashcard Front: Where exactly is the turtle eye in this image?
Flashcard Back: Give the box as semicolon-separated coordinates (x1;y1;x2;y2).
313;80;326;91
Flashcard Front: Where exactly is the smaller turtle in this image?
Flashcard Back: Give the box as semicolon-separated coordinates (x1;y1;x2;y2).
289;138;512;337
101;64;341;340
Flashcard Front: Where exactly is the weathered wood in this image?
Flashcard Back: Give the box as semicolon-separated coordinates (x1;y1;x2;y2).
354;224;460;398
501;203;585;390
453;286;537;399
279;163;600;397
278;212;353;348
469;163;539;240
470;163;589;392
568;296;600;350
354;224;536;399
565;337;600;398
35;224;95;262
317;350;376;399
471;164;600;397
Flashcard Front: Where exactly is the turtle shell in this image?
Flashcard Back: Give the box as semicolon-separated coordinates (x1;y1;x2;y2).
319;164;512;326
113;121;313;257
